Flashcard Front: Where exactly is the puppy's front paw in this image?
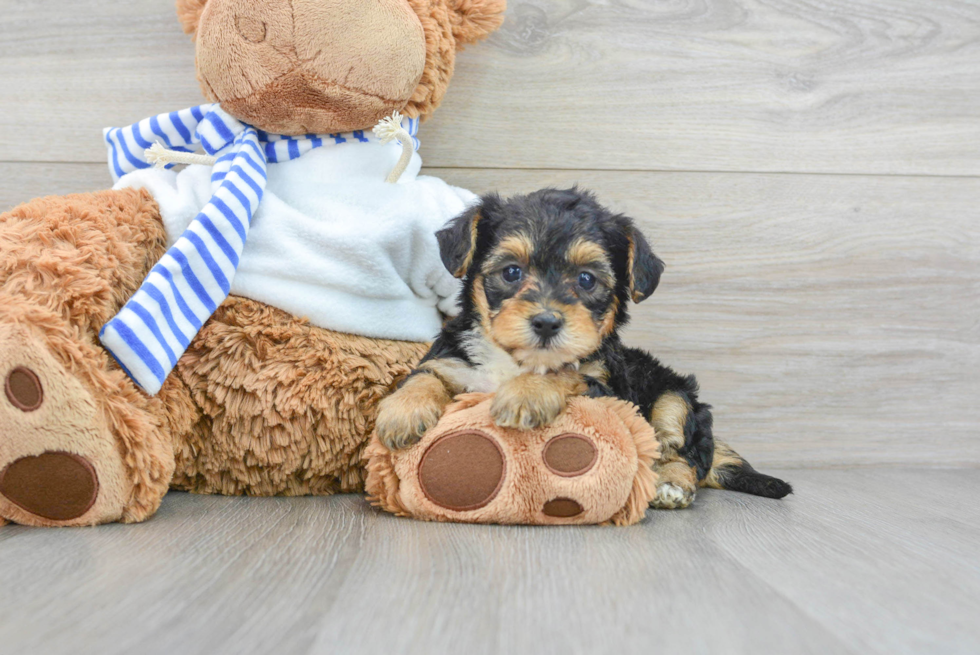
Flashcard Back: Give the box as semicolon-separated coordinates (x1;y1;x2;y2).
649;482;696;510
375;375;451;451
648;460;698;509
490;375;571;430
375;395;445;451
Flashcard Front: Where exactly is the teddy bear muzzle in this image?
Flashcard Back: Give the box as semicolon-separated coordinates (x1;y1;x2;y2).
195;0;428;135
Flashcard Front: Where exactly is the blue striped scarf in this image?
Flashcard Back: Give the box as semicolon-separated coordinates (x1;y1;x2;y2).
99;104;419;394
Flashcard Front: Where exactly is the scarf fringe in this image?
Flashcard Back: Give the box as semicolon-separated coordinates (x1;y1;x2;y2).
145;143;218;168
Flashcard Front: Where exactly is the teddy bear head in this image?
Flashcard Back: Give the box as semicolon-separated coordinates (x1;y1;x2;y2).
175;0;505;136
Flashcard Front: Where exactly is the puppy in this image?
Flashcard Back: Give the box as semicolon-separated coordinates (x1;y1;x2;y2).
375;188;791;508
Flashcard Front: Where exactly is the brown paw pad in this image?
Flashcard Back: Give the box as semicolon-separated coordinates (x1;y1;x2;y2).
419;431;505;511
538;435;594;520
5;366;43;412
542;497;584;518
542;434;597;477
0;451;99;521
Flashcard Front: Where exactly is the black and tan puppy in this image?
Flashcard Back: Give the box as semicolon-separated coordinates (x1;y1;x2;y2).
375;188;791;508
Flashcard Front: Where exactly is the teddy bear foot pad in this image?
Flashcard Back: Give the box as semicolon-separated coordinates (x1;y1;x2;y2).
365;393;660;526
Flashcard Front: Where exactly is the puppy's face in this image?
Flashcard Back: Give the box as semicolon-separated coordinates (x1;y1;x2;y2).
474;227;616;372
438;188;665;371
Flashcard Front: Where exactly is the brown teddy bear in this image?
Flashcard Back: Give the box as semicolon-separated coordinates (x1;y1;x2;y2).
0;0;506;527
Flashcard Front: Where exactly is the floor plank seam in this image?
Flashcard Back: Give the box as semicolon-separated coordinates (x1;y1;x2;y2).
3;160;980;181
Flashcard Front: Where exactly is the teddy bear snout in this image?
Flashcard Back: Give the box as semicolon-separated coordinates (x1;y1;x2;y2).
195;0;427;135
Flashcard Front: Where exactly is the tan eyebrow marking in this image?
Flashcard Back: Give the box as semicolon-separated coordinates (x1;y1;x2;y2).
492;234;534;264
567;239;610;268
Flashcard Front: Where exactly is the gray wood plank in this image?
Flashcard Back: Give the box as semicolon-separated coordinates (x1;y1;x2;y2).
1;163;977;468
2;0;979;175
0;494;372;654
431;0;980;174
1;469;979;654
702;468;980;655
0;162;109;207
306;494;848;655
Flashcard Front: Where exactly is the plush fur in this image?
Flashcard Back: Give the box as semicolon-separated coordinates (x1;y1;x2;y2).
375;188;793;511
171;296;427;496
0;0;504;527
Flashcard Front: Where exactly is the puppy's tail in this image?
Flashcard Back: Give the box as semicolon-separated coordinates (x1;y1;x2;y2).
701;440;793;499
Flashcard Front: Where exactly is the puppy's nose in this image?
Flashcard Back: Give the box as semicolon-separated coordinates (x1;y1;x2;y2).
531;312;563;339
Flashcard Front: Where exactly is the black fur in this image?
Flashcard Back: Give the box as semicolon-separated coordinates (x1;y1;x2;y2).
581;337;716;482
436;203;481;277
627;226;664;302
714;462;794;499
428;187;791;501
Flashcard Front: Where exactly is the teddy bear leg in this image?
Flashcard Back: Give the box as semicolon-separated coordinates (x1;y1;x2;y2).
0;189;178;526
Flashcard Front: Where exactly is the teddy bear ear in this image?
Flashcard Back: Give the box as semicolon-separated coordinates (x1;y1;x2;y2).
448;0;507;46
175;0;209;35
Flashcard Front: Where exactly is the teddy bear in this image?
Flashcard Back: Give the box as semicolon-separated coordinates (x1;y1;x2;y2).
0;0;508;527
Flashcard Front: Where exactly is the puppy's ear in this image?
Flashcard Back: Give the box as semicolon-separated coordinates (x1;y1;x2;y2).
436;203;483;278
176;0;209;35
448;0;507;46
627;227;665;303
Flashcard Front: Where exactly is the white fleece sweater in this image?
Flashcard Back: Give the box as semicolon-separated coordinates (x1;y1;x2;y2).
114;136;472;342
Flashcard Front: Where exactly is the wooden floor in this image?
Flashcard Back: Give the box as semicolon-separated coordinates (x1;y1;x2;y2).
0;469;977;655
2;1;979;653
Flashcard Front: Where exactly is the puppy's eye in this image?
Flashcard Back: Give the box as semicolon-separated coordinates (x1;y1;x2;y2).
501;265;523;283
578;271;597;290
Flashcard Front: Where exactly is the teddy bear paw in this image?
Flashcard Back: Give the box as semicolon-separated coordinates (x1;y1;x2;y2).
0;319;137;526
